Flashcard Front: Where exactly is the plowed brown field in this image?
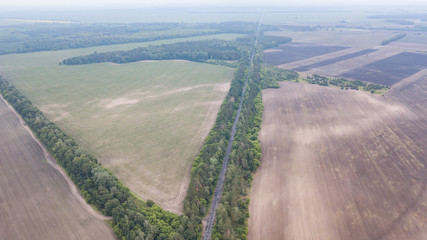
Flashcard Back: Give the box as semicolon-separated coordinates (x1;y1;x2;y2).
0;97;115;240
248;81;426;240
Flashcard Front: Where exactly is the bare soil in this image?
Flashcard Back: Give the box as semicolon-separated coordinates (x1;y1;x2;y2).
265;30;427;86
265;30;396;49
264;42;348;66
273;47;372;71
386;70;427;116
293;49;377;72
296;49;402;78
248;81;426;240
0;97;115;240
383;42;427;53
340;52;427;86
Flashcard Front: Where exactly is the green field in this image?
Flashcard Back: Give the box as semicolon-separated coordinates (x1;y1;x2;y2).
0;33;238;213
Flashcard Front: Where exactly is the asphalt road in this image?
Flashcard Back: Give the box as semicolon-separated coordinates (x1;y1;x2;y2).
201;12;264;240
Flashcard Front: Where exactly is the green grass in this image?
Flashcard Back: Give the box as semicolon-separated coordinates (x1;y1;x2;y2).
0;33;238;213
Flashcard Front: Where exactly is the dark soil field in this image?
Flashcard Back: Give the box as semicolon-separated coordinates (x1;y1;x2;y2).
264;42;348;66
0;97;115;240
294;49;377;72
265;30;427;87
387;70;427;114
340;52;427;86
248;81;426;240
296;49;402;79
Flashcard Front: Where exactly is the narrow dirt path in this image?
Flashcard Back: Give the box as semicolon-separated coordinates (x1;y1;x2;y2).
0;94;112;221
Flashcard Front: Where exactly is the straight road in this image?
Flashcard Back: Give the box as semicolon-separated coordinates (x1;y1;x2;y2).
201;12;264;240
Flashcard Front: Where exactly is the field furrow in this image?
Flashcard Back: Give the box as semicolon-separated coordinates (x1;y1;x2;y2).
0;97;115;240
249;81;427;240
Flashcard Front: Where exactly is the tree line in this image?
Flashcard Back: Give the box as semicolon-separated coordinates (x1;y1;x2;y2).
180;46;253;239
304;74;389;93
211;48;264;239
60;34;291;67
236;34;292;49
60;39;243;65
258;65;388;94
259;65;299;88
381;33;407;46
0;76;186;240
60;33;291;68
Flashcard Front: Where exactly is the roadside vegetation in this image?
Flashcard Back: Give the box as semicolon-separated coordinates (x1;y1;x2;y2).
181;32;292;239
211;48;264;239
209;34;294;239
181;48;257;239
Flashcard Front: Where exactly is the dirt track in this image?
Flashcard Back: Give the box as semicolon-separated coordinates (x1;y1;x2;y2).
0;96;115;239
248;81;426;240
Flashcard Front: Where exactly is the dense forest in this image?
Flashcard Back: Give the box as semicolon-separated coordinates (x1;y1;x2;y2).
60;34;291;66
60;39;243;65
0;21;260;55
180;32;294;240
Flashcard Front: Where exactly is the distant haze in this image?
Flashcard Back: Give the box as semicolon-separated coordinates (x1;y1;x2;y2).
1;0;427;7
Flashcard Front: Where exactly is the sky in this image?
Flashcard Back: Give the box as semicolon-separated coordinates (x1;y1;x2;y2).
1;0;426;8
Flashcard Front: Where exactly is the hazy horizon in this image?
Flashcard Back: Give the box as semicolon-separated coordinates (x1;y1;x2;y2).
1;0;427;10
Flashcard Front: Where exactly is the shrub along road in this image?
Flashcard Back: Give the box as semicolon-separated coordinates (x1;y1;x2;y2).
202;13;264;240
